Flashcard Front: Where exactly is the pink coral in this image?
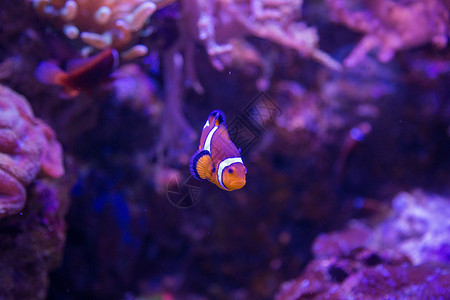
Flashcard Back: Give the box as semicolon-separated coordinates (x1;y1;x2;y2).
327;0;450;67
0;84;64;218
183;0;342;71
30;0;171;59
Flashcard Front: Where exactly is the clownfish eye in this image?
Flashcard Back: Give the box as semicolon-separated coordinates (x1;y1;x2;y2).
228;168;234;174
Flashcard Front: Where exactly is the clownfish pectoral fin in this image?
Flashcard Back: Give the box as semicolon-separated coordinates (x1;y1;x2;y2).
34;61;66;86
209;110;226;126
189;149;213;180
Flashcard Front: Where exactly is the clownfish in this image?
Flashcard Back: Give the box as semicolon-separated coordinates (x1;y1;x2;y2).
34;48;119;98
190;110;247;191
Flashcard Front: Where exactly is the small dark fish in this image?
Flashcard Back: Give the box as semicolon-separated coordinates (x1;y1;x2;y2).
35;48;119;98
190;110;247;191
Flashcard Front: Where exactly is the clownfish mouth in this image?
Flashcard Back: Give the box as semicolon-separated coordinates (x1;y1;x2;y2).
228;179;246;190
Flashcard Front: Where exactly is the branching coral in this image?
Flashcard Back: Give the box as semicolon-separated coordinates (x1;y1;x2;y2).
183;0;342;71
0;84;64;218
327;0;450;67
30;0;173;59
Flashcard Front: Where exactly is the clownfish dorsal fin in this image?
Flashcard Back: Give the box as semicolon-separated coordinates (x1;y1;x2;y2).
209;110;226;126
189;150;213;180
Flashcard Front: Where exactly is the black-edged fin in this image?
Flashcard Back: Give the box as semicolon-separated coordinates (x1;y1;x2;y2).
189;149;213;180
209;110;226;126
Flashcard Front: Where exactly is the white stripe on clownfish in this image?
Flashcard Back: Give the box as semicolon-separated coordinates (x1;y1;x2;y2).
203;119;210;129
203;125;218;153
217;157;244;190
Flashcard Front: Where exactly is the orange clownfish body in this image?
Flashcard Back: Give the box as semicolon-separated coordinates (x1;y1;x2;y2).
190;110;247;191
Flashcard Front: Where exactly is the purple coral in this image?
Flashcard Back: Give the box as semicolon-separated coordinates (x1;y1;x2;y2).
327;0;450;67
371;190;450;265
276;249;450;300
0;84;64;218
277;190;450;299
313;190;450;265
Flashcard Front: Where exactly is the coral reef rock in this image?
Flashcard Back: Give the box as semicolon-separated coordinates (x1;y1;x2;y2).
0;84;64;218
0;179;70;300
277;190;450;299
370;190;450;265
313;190;450;265
276;247;450;300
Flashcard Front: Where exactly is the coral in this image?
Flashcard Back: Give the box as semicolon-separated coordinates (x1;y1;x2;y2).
276;247;450;300
277;190;450;299
327;0;450;67
0;179;70;300
0;84;64;218
312;220;373;258
182;0;342;71
370;190;450;265
30;0;169;59
314;190;450;265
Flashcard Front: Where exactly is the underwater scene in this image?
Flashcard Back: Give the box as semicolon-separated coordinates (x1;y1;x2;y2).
1;0;450;299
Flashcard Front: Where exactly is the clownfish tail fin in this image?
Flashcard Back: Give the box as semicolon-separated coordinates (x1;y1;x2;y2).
190;149;213;180
209;110;226;126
